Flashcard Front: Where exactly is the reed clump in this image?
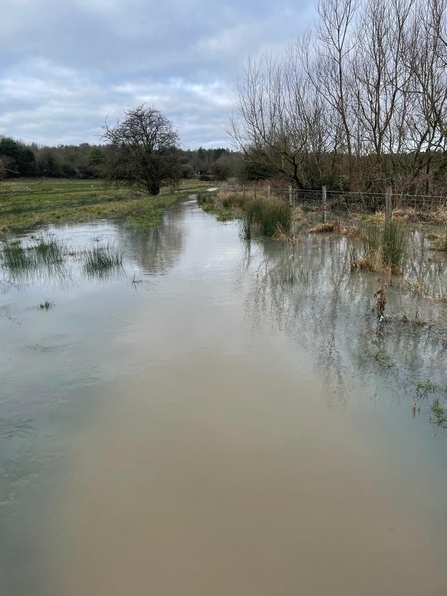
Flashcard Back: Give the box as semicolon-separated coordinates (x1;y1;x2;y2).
81;243;124;277
197;191;293;239
246;198;291;237
1;235;66;273
350;221;407;274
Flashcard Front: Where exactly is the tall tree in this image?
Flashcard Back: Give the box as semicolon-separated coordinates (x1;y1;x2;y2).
102;105;180;195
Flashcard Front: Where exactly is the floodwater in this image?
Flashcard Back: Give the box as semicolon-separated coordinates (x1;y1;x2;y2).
1;197;446;596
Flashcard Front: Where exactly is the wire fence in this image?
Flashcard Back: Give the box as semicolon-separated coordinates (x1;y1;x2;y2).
220;182;447;222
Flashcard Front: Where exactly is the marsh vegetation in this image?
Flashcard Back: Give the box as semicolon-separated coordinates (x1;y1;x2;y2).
1;233;125;283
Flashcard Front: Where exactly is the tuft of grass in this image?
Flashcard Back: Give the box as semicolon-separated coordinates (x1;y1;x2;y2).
308;220;342;234
197;192;245;222
81;243;124;277
199;193;292;239
38;300;54;310
382;221;407;271
196;193;214;207
1;235;66;274
430;397;447;427
350;222;407;274
344;224;364;240
246;198;291;237
416;380;439;400
291;206;304;221
221;194;246;210
1;241;34;270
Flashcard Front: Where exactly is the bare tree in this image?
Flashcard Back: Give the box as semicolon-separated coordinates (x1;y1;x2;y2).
102;105;180;196
398;0;447;192
230;0;447;193
311;0;358;180
351;0;416;188
229;51;328;188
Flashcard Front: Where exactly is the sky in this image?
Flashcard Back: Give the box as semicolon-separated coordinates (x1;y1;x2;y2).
0;0;315;149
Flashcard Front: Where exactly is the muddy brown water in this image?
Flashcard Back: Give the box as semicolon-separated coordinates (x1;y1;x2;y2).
1;197;446;595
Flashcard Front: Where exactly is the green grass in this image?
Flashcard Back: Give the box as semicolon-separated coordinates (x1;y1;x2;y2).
430;398;447;427
0;179;209;231
416;380;440;400
0;235;70;282
244;197;291;237
255;199;291;237
382;221;407;271
352;221;407;274
198;192;291;238
1;236;65;270
81;243;124;278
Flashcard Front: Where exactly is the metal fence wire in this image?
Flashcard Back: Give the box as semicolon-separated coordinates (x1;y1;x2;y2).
226;184;447;218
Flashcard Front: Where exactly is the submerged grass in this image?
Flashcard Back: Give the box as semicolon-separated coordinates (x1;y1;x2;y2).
38;300;54;310
1;233;126;282
81;243;124;277
430;398;447;427
1;235;65;271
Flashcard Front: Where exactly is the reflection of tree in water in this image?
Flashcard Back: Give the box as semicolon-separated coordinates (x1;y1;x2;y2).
246;235;447;410
117;203;185;275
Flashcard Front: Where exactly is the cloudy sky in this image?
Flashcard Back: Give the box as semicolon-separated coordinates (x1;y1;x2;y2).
0;0;315;149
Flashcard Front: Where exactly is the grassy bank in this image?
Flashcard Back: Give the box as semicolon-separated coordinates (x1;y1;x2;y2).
197;191;293;238
0;180;208;231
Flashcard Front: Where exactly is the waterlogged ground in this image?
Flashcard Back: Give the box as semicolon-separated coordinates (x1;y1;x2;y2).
1;197;447;595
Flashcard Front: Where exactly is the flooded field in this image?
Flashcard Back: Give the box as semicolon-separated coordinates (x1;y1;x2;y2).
1;197;446;595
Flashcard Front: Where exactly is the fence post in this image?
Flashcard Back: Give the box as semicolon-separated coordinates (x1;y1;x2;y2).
267;185;271;200
322;186;327;223
385;187;392;225
288;185;293;207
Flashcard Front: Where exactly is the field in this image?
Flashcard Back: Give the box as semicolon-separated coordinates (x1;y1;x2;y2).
0;179;209;231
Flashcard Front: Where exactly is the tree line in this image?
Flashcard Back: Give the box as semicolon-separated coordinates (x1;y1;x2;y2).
0;129;249;187
230;0;447;194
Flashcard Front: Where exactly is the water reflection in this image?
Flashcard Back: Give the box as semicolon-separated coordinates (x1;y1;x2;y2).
118;203;185;275
1;201;447;596
247;234;447;409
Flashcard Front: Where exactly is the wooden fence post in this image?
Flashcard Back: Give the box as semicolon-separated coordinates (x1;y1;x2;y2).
385;187;392;225
322;186;327;223
267;185;271;200
289;185;293;207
